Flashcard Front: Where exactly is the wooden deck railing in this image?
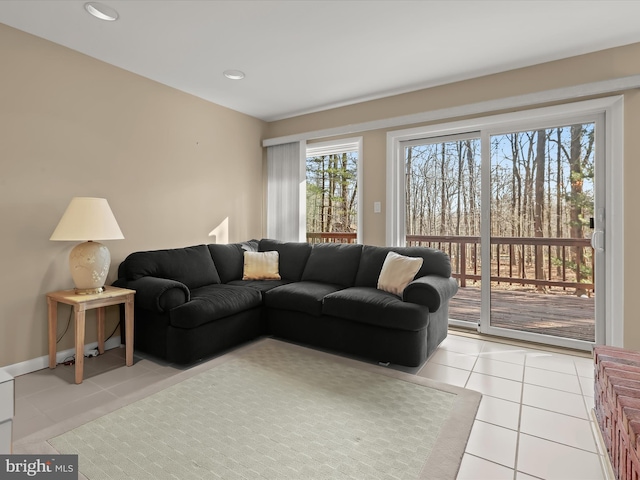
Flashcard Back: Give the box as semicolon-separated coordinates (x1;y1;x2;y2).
306;232;594;292
306;232;358;244
407;235;594;292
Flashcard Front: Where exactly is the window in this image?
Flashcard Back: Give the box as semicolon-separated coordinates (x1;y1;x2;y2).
305;138;362;244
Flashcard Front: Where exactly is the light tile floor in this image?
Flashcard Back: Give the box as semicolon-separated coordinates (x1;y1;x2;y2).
12;332;608;480
419;333;608;480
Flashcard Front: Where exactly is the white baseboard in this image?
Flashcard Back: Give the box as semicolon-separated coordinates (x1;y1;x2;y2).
1;336;122;378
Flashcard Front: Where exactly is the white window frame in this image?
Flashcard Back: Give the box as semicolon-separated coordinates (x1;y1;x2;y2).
387;96;624;347
305;137;363;244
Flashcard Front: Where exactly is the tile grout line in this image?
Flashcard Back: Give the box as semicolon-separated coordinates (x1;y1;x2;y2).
459;452;517;477
512;349;527;480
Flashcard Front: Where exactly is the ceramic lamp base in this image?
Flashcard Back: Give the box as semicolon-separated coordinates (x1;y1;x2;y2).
69;241;110;294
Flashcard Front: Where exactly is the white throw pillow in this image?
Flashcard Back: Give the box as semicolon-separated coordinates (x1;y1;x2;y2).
242;251;281;280
377;251;423;296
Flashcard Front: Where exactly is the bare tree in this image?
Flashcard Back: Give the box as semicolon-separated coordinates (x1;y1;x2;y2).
534;129;546;291
440;143;447;234
566;125;592;296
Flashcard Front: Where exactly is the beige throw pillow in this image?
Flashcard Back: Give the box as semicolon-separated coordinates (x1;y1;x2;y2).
243;251;281;280
377;251;423;296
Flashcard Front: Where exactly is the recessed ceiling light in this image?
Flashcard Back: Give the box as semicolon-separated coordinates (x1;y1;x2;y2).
84;2;119;21
223;70;245;80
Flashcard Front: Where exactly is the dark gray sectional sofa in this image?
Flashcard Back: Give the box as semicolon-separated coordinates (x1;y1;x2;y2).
113;239;458;367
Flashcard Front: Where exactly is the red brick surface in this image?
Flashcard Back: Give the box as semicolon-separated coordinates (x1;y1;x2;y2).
595;346;640;480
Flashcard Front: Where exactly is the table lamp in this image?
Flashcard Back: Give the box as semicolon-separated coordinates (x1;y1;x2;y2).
50;197;124;294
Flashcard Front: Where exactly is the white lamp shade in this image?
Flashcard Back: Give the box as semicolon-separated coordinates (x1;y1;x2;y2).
50;197;124;241
50;197;123;294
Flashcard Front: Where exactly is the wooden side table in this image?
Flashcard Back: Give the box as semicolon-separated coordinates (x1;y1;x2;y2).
47;286;135;384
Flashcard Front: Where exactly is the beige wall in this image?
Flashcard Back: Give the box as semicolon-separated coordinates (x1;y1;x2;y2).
623;89;640;350
266;42;640;350
0;24;266;367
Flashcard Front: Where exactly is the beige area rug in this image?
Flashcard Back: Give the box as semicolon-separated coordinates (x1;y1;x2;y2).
17;339;481;480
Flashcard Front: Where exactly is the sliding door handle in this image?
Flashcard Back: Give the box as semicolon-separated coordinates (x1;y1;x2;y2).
591;230;605;252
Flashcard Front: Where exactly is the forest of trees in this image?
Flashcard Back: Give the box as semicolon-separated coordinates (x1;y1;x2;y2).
405;123;595;239
406;138;482;237
405;122;596;292
306;152;358;234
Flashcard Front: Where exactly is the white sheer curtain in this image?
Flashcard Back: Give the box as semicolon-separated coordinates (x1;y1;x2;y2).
266;142;305;241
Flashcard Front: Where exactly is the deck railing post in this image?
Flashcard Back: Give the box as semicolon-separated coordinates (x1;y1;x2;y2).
460;241;467;288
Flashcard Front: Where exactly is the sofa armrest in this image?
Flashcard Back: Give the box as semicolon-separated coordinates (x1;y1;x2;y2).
402;275;458;312
113;276;190;313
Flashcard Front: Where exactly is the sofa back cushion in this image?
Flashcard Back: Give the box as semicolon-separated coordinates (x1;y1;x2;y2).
301;243;363;287
122;244;221;289
208;241;258;283
354;245;451;287
258;239;312;281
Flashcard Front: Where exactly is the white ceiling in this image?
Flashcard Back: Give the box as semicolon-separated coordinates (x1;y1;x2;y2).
2;0;640;121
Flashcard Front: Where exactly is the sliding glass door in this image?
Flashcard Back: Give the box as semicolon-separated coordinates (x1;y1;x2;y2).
482;119;602;348
397;104;608;350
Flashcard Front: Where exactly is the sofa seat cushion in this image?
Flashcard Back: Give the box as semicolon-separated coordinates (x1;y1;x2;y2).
227;279;292;294
322;287;429;332
264;281;342;316
169;284;262;329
